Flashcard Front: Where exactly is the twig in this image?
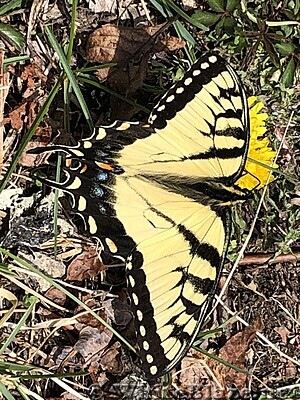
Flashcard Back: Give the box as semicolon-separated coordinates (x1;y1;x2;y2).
238;251;300;265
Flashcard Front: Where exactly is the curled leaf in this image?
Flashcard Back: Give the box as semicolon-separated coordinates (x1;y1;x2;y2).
0;22;24;51
281;57;296;87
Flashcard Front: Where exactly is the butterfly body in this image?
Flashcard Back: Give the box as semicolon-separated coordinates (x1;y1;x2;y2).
31;53;250;378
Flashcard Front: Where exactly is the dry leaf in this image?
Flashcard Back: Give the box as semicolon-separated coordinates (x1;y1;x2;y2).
284;360;297;379
45;286;67;306
86;23;185;118
112;297;132;328
19;140;48;166
5;94;40;133
179;351;209;398
3;63;45;135
75;295;109;330
99;342;123;374
20;64;46;98
6;102;27;131
96;371;109;387
86;23;184;94
19;125;52;166
274;326;291;345
75;326;112;361
67;247;104;281
212;323;261;391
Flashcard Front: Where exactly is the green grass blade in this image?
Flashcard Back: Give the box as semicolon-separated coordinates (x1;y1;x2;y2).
45;26;93;132
0;0;22;16
163;0;208;30
247;156;296;184
3;54;29;65
0;22;25;51
148;0;197;61
0;361;35;373
0;382;16;400
75;63;117;73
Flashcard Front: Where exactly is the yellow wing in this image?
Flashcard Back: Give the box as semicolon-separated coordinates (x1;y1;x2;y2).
31;52;250;378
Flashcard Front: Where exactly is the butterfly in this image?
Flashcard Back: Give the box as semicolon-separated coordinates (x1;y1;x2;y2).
30;52;250;379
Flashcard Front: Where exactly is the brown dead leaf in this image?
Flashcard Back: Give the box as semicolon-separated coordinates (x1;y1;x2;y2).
284;360;297;379
19;140;48;167
212;322;261;391
20;64;46;98
99;342;123;374
179;350;231;399
75;326;113;362
67;247;104;281
87;23;184;63
179;350;209;397
45;286;67;306
88;360;101;383
274;326;290;344
96;371;109;387
34;125;53;142
3;64;45;134
112;297;132;329
75;295;109;331
6;102;27;131
86;23;185;119
19;125;52;166
178;323;262;397
4;91;41;133
162;35;188;51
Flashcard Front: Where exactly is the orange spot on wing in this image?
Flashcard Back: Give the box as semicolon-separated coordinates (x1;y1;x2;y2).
80;164;88;173
95;161;115;171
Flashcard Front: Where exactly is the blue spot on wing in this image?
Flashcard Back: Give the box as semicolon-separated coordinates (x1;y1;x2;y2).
95;171;108;182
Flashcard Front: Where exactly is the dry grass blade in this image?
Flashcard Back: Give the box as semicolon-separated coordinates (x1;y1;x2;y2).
0;288;17;326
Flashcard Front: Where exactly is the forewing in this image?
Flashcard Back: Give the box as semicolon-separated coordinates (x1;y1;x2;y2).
50;52;249;190
151;53;249;183
114;53;249;185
